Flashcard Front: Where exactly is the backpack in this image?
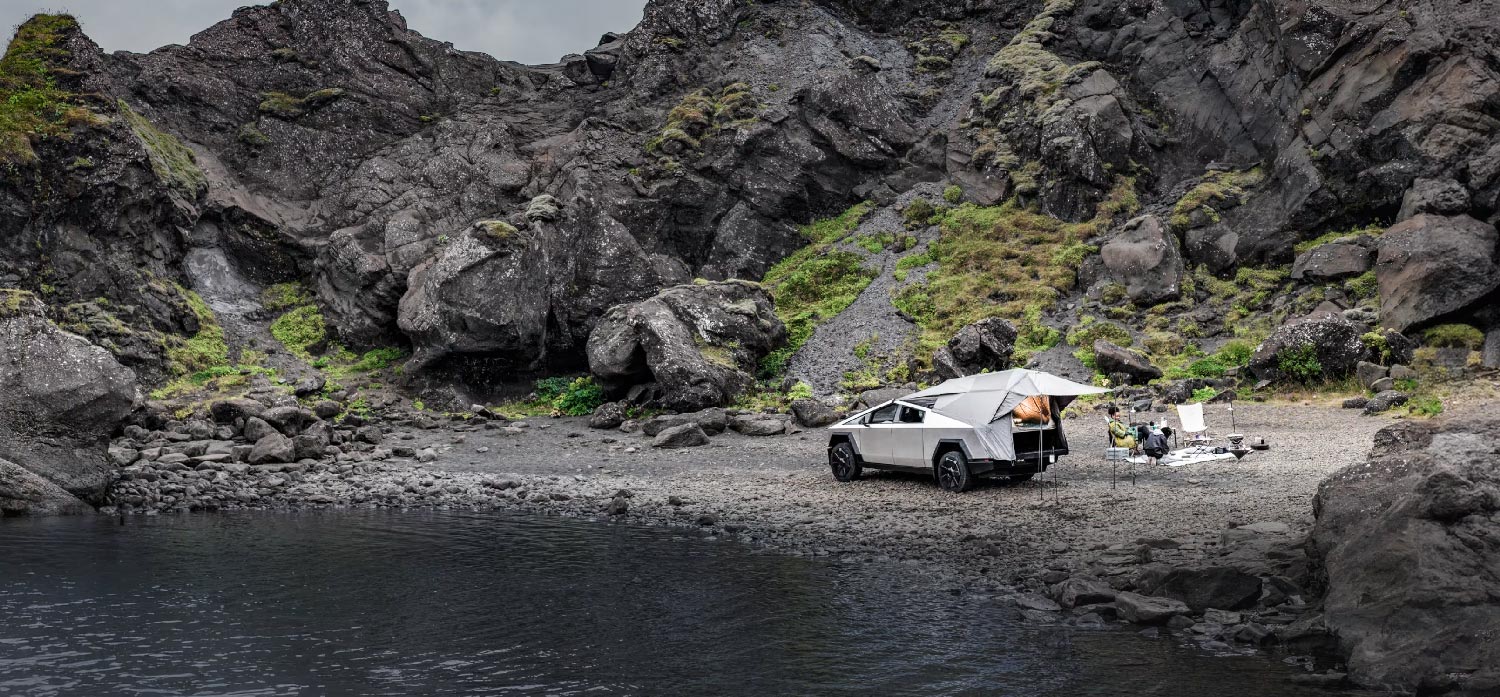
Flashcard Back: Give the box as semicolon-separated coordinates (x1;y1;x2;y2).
1143;430;1169;458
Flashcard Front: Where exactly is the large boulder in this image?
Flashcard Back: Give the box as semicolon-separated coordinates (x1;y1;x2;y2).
1139;566;1263;612
587;281;786;412
1249;314;1365;383
1;456;95;515
0;291;137;506
641;408;728;437
791;399;839;428
1311;408;1500;693
651;423;710;449
1376;214;1500;332
1113;592;1190;625
1092;340;1161;385
1291;237;1375;281
1100;215;1184;306
1396;178;1471;221
932;318;1017;379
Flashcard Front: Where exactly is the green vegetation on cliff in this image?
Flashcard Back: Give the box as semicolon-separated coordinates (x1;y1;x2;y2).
759;202;877;376
0;14;102;163
893;176;1138;365
118;100;206;197
164;284;229;376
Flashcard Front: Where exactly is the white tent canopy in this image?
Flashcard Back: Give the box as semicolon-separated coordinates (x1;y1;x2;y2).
902;369;1110;461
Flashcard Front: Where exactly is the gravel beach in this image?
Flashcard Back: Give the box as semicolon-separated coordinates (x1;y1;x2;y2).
108;401;1388;590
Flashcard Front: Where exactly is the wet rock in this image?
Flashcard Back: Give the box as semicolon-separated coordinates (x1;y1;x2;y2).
588;402;627;430
1015;594;1062;612
652;423;710;449
1375;214;1500;332
1113;592;1190;625
1052;577;1116;609
587;281;787;412
1;457;95;515
1141;566;1262;613
1092;341;1161;385
1101;215;1183;306
791;399;839;428
605;495;629;516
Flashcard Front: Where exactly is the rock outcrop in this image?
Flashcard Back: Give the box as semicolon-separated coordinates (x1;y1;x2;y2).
0;291;137;509
1311;408;1500;694
1375;214;1500;333
1248;314;1365;384
587;281;785;411
932;318;1017;379
1100;216;1183;306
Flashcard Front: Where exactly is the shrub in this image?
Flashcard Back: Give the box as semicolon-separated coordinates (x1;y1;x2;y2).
1187;356;1227;378
270;305;326;359
943;185;963;203
902;198;936;228
551;377;604;416
1190;386;1219;403
1408;396;1444;417
1216;340;1255;367
787;381;814;401
1277;343;1323;383
1422;323;1484;350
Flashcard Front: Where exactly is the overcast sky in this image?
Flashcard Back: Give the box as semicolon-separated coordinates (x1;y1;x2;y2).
1;1;647;65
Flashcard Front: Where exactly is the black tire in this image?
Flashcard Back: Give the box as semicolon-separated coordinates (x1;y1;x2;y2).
935;450;973;493
1002;473;1035;485
829;441;862;482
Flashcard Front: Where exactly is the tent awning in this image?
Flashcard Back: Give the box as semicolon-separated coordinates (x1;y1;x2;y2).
901;369;1110;461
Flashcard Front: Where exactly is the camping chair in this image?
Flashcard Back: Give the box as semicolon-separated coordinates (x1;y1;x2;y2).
1175;403;1213;447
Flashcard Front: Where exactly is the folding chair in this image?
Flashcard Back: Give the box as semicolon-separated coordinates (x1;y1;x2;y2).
1175;403;1213;446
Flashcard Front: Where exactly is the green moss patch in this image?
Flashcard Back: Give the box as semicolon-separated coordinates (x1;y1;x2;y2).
645;82;760;165
258;87;346;119
0;14;102;163
118;100;205;197
1423;323;1484;350
270;304;326;359
758;202;878;376
165;285;228;376
892;176;1138;366
1169;168;1265;231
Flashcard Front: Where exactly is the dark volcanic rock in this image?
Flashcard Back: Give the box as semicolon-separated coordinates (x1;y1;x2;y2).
932;318;1017;379
1100;216;1183;306
651;423;710;449
1249;314;1365;383
1376;214;1500;333
587;281;786;412
1291;238;1374;282
1311;408;1500;693
0;291;137;505
1;456;95;515
1092;340;1161;385
1140;566;1263;613
791;399;839;428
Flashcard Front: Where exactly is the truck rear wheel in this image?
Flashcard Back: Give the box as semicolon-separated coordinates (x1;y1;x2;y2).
935;451;973;493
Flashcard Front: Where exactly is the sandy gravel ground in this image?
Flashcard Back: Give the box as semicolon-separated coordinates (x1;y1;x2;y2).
409;402;1388;588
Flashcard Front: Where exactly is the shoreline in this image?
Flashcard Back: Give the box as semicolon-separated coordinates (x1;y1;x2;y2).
99;401;1388;679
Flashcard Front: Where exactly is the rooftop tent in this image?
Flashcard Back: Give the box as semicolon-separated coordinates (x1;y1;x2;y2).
902;369;1110;461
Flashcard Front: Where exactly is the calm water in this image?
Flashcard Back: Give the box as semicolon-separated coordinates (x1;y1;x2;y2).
0;511;1339;696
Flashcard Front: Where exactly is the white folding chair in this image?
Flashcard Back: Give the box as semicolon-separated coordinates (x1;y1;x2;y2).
1176;403;1213;446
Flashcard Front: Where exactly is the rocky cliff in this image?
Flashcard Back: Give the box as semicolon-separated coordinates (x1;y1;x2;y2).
1;0;1498;420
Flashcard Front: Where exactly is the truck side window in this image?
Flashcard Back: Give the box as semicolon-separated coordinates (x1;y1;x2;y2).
868;404;899;424
898;406;925;423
